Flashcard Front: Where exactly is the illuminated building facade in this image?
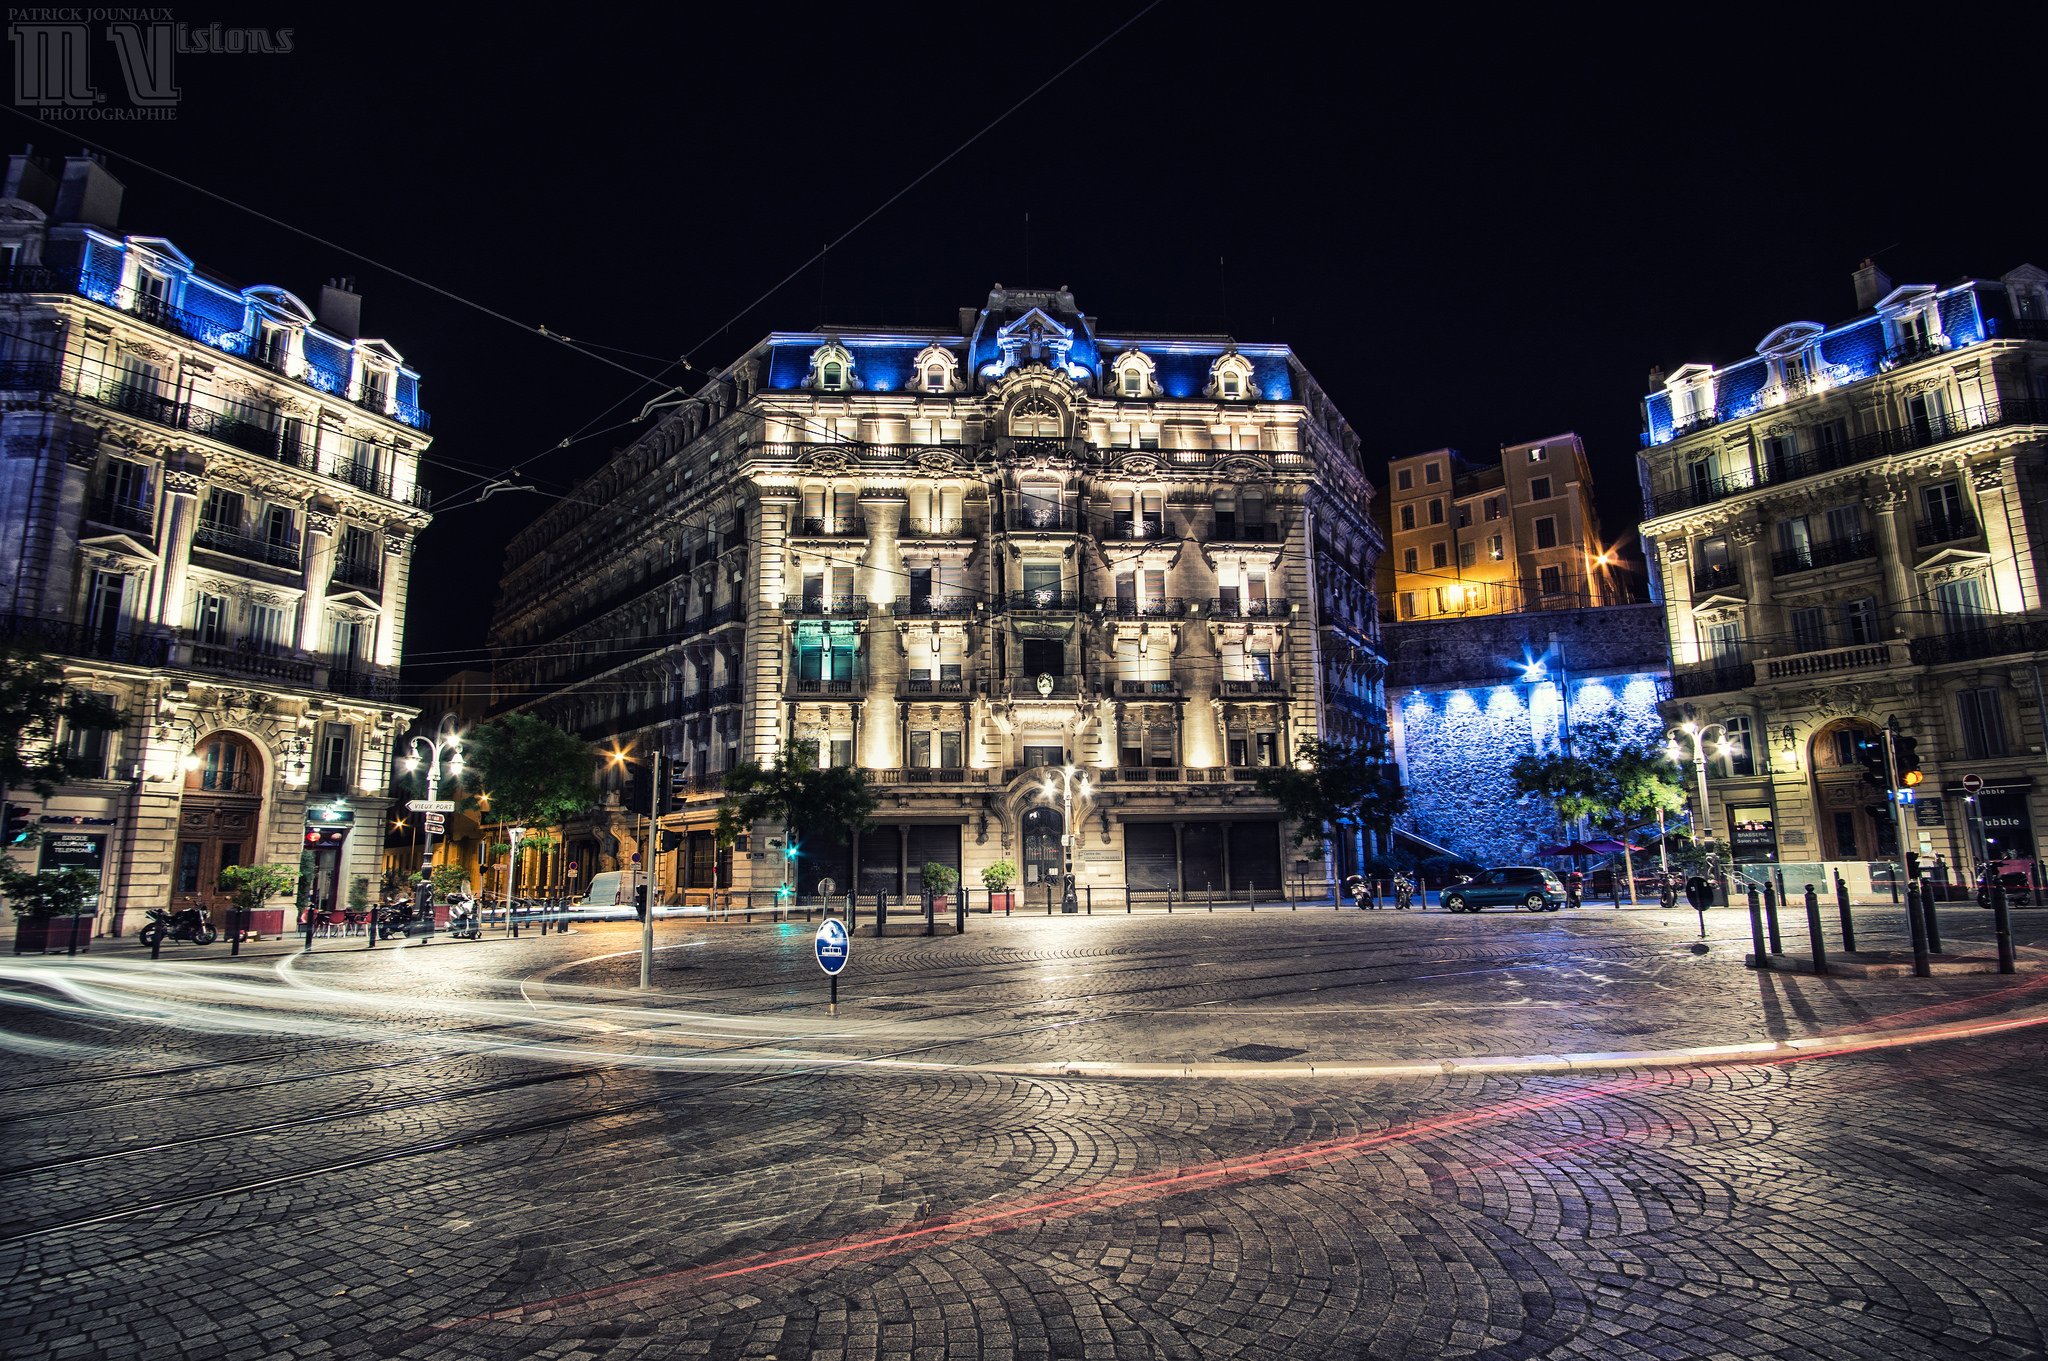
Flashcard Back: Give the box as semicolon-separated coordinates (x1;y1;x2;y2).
1382;434;1620;622
489;286;1388;899
0;152;429;939
1638;259;2048;881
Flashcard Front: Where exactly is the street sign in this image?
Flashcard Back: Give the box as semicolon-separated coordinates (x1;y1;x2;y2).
425;814;446;832
1962;773;1984;794
814;918;849;976
408;799;455;814
817;877;837;898
631;851;642;865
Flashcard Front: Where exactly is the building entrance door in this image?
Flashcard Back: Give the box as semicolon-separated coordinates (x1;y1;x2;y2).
174;732;264;917
1022;806;1063;888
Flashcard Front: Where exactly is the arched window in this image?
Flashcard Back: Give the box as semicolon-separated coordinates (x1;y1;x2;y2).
1221;373;1240;398
186;731;261;794
1009;394;1062;438
820;361;843;390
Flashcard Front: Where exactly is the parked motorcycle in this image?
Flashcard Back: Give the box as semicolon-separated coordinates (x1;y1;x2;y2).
375;901;428;940
445;895;481;940
139;906;215;948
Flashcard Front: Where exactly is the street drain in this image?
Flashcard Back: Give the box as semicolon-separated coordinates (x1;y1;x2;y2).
1215;1043;1307;1063
867;1002;930;1012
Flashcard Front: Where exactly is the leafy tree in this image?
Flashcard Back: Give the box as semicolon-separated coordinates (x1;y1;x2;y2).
456;713;598;828
1254;735;1407;848
0;865;98;918
0;643;123;799
716;739;876;854
218;863;298;917
1509;723;1685;838
430;863;471;899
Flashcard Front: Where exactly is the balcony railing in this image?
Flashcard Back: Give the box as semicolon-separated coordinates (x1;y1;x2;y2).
1105;598;1188;620
329;557;383;592
901;518;970;538
0;612;171;666
794;515;866;538
1670;659;1754;698
1880;336;1946;370
869;767;995;786
1648;398;2046;516
901;677;969;696
1771;534;1875;576
1099;516;1169;541
1009;509;1078;532
193;523;302;570
758;441;972;467
891;596;976;618
1208;598;1287;619
0;360;60;390
1909;619;2048;666
707;682;742;707
1005;589;1081;612
1915;511;1978;547
84;494;154;537
1986;316;2048;343
1761;641;1902;681
784;595;868;617
1208;521;1282;544
1004;674;1083;698
791;677;862;696
185;637;317;685
192;768;257;794
1117;679;1178;696
1221;678;1285;696
327;667;401;700
1691;563;1741;594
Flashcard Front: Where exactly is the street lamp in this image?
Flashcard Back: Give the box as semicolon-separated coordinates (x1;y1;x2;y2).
607;743;659;989
1042;763;1089;914
400;715;463;918
1665;716;1740;870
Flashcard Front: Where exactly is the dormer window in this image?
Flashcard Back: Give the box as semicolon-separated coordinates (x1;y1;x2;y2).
256;324;291;371
808;341;856;392
1221;373;1240;398
910;342;959;395
821;361;844;389
361;366;390;409
924;364;945;392
1110;349;1157;399
1122;368;1142;396
1207;351;1257;401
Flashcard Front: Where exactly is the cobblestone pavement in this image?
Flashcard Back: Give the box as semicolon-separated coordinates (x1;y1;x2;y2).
2;903;2047;1359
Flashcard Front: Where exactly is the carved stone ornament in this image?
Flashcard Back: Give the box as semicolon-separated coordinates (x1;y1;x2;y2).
1969;463;2003;493
304;510;338;537
1663;541;1690;563
1118;454;1161;477
805;449;854;475
63;441;99;469
1728;523;1763;546
913;450;958;476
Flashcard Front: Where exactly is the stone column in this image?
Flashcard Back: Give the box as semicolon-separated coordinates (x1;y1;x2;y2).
1871;488;1915;635
298;509;337;653
376;530;410;667
1730;521;1777;652
1657;539;1696;665
859;498;905;770
1971;461;2036;613
152;465;202;629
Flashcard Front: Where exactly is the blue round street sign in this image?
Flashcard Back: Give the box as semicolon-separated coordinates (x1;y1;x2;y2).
814;918;850;976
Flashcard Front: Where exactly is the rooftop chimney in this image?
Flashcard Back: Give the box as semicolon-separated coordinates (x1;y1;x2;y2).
317;277;361;338
2;148;55;213
1852;257;1892;311
51;154;122;230
1646;364;1667;390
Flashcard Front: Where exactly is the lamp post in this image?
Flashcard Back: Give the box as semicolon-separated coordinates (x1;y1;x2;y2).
400;715;463;911
1043;763;1088;914
1666;716;1740;886
607;743;659;989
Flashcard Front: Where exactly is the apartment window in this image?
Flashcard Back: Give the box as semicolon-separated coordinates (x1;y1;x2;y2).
200;488;243;531
1484;497;1502;521
1533;516;1558;549
819;360;844;390
1527;445;1548;462
1430;542;1447;569
84;569;126;644
1488;534;1504;562
1529;476;1552;501
1023;745;1064;768
1396;468;1412;491
1398;592;1416;619
1121;367;1142;396
1777;516;1813;567
361;367;390;408
263;505;295;549
1427;499;1444;526
1220;373;1241;398
1760;434;1795;480
1700;619;1742;661
1957;687;2007;759
1842;597;1879;645
102;457;148;509
195;593;229;645
255;325;290;370
1934;576;1987;629
925;364;947;392
321;726;353;783
1920;480;1964;527
1790;606;1827;652
1717;715;1756;778
1906;389;1948;439
939;731;963;769
1696;536;1732;572
1424;462;1441;484
1402;548;1418;574
246;601;289;654
1824;504;1862;542
1399;504;1415;531
1459;542;1476;569
330;617;368;668
1456;504;1471;529
60;689;115;779
1254;731;1279;767
1538;565;1562;597
1688;458;1713;499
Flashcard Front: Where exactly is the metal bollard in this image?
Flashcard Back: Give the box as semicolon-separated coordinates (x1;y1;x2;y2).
304;911;316;954
1247;882;1255;911
1993;882;2016;975
1166;889;1173;913
150;924;161;960
876;891;887;934
1904;881;1931;978
1086;886;1092;915
1834;874;1854;954
1803;884;1828;976
1762;882;1783;955
1919;876;1942;955
1746;886;1769;968
925;892;935;938
1207;886;1214;912
956;892;966;935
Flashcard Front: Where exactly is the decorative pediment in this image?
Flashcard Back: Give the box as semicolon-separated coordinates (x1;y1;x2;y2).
992;308;1076;376
1206;350;1256;401
243;285;314;324
1756;321;1824;356
805;340;856;393
911;344;962;394
1110;348;1158;399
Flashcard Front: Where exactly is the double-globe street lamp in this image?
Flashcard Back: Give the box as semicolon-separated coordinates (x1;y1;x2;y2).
1041;763;1089;914
400;716;464;926
1665;714;1741;889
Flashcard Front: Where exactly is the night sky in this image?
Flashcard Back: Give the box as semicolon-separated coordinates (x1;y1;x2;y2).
27;6;2044;690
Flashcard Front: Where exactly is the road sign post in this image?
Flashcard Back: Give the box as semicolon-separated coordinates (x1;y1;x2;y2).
814;916;849;1016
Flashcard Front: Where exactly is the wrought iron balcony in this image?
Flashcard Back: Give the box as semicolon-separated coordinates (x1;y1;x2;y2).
185;636;317;685
790;677;863;696
97;380;182;428
1116;679;1179;696
1771;534;1875;576
183;405;307;467
901;676;968;696
1915;511;1978;547
1004;674;1083;698
891;596;976;618
1208;598;1287;619
1098;515;1170;542
1208;521;1281;544
783;595;868;617
1647;398;2047;517
1986;316;2048;343
1670;659;1754;698
707;682;743;707
1105;598;1187;620
329;557;383;593
327;667;401;700
1221;678;1285;696
84;494;154;537
0;360;58;390
901;518;970;538
0;612;171;666
1008;509;1078;532
1690;563;1741;594
1909;619;2048;666
1005;589;1081;613
794;515;866;538
193;522;302;570
1880;336;1946;370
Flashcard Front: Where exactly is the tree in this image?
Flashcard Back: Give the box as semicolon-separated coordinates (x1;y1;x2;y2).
456;713;598;828
1254;736;1407;848
0;865;97;918
716;739;876;854
1509;723;1685;838
430;863;471;900
0;643;123;799
218;863;298;918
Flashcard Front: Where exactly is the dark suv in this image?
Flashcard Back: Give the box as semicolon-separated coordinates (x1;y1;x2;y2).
1442;867;1567;913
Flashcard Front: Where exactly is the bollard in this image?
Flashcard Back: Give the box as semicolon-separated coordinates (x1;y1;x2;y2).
1166;889;1173;914
1125;887;1131;915
150;923;161;960
956;891;966;935
1247;882;1255;911
1207;886;1214;912
1762;882;1783;955
1904;881;1931;978
1746;886;1770;968
925;891;935;938
1993;882;2016;975
1803;884;1828;976
304;911;316;954
1086;885;1092;915
876;891;887;935
230;906;242;957
1834;874;1854;954
1919;876;1942;955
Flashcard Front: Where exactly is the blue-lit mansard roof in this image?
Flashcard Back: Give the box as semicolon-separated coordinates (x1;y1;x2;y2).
1640;277;2034;448
762;331;1297;402
67;229;428;430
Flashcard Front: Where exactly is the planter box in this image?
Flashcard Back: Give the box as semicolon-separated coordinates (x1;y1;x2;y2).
986;891;1016;913
14;914;93;953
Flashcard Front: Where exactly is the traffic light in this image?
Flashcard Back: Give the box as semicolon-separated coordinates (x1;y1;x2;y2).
785;839;799;862
1856;736;1891;792
1895;734;1923;789
303;826;347;848
2;802;30;845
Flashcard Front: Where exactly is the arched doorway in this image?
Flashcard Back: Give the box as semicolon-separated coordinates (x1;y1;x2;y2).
1808;719;1894;861
1022;805;1064;890
174;731;265;913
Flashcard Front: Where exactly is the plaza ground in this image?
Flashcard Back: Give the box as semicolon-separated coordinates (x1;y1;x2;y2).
2;901;2046;1359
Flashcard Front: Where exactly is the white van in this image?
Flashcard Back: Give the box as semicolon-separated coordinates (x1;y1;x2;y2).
576;871;632;913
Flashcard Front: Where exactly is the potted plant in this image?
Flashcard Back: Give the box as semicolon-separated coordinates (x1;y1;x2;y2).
981;859;1017;913
429;863;470;925
920;860;959;912
219;863;298;939
4;865;98;953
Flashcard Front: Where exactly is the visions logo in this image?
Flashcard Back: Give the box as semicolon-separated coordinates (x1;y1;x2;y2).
8;9;294;119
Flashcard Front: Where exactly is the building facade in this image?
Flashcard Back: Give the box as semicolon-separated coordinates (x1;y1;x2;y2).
1383;434;1621;623
0;153;429;937
1637;260;2048;885
489;286;1388;901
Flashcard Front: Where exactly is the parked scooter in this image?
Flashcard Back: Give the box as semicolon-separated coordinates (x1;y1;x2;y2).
139;905;215;948
445;894;481;940
1392;873;1414;911
375;901;427;940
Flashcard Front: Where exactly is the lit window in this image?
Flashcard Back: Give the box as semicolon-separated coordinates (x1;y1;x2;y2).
925;365;946;392
1221;374;1240;397
821;361;843;390
1122;369;1142;395
1528;445;1547;462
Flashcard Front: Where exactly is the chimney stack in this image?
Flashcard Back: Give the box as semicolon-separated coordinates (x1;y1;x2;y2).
51;153;122;230
2;148;55;213
1852;257;1892;311
317;277;361;338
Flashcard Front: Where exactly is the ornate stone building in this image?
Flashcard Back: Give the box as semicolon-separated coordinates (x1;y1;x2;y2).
1637;259;2048;886
489;286;1387;900
0;152;429;937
